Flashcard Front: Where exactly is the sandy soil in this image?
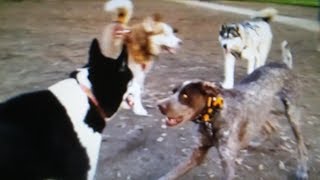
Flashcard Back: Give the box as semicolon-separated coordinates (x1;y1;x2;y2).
0;0;319;179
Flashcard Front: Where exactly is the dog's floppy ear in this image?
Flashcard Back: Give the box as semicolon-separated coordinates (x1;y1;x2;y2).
201;81;222;96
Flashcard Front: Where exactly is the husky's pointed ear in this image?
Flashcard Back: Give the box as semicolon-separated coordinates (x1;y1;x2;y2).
88;38;104;65
236;25;244;35
153;13;162;22
143;16;156;32
220;24;226;31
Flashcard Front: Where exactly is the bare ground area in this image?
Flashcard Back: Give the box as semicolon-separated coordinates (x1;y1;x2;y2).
0;0;319;179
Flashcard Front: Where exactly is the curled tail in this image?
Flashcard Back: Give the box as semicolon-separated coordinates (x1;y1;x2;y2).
252;7;278;23
104;0;133;25
281;40;293;69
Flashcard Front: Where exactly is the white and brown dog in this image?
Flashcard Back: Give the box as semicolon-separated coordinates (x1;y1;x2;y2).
219;8;277;89
101;0;182;116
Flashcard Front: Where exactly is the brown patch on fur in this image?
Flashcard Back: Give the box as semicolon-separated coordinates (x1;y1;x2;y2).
262;120;277;135
113;8;129;24
153;13;162;22
238;120;248;142
125;21;166;64
126;24;153;64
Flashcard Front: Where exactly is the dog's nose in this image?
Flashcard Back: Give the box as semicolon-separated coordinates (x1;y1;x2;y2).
157;103;167;115
178;40;183;46
223;44;227;49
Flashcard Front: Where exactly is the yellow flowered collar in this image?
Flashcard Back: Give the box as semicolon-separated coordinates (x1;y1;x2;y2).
200;95;224;122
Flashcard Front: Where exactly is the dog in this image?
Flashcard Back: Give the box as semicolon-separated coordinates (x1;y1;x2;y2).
101;0;182;116
157;42;308;180
0;39;132;180
219;8;277;89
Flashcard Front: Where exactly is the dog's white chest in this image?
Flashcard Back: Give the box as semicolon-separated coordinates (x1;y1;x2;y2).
49;79;102;180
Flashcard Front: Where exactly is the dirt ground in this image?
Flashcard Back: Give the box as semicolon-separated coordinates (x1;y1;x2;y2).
0;0;319;179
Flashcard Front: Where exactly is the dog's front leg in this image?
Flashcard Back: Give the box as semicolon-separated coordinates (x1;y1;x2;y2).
217;142;238;180
130;80;148;116
158;146;210;180
222;53;236;89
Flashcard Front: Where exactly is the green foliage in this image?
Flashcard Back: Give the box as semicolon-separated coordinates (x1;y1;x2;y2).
224;0;318;7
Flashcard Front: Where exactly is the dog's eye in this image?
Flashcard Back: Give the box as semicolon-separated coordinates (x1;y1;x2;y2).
182;94;188;99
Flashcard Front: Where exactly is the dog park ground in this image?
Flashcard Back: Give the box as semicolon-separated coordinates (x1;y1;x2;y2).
0;0;319;179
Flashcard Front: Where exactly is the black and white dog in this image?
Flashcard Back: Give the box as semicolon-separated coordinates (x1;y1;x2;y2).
219;8;277;89
0;39;132;180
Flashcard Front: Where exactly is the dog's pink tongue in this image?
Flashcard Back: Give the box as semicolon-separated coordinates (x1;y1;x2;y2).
166;118;177;126
168;48;177;54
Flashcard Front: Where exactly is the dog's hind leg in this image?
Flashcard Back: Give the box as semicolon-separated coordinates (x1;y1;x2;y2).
158;146;210;180
282;98;308;180
256;39;271;68
242;48;256;74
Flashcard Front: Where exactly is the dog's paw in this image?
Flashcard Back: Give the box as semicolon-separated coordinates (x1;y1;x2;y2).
295;165;308;180
133;106;149;116
221;81;233;89
121;101;131;109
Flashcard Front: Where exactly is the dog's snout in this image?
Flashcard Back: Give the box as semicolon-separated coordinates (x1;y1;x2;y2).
157;103;167;115
178;40;183;46
223;44;227;49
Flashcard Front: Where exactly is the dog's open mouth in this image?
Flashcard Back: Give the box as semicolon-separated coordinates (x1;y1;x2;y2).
161;45;177;54
166;116;183;126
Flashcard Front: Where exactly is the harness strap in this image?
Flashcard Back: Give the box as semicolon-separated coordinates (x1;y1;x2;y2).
80;84;108;119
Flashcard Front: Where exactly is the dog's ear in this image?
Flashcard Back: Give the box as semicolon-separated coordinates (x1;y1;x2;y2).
88;38;114;66
153;13;162;22
143;16;156;32
220;24;226;31
88;38;104;65
201;81;222;96
236;24;244;36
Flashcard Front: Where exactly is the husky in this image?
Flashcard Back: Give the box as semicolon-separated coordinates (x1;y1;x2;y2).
219;8;277;89
0;39;132;180
101;0;182;116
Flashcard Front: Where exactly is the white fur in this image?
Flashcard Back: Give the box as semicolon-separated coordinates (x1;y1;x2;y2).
102;1;182;116
222;53;236;89
48;78;101;180
281;40;293;69
104;0;133;14
150;23;182;54
220;21;273;89
219;8;277;89
126;23;181;116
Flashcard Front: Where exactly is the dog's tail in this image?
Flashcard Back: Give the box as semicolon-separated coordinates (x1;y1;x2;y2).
252;7;278;23
281;40;293;69
104;0;133;25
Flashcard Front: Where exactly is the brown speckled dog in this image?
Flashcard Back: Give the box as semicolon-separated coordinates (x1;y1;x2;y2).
157;43;308;180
